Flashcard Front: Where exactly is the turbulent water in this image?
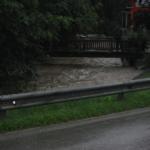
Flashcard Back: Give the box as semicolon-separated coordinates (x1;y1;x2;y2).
28;58;142;91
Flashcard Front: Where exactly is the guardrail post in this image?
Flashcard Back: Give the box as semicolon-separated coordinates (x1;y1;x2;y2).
0;109;6;119
117;93;125;101
0;97;6;118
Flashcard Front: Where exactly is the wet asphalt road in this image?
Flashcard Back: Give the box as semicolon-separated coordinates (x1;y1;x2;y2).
0;108;150;150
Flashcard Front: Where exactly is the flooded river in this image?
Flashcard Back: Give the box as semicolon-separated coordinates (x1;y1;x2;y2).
28;58;142;91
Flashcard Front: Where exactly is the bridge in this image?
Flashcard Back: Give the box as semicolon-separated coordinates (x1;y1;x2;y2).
50;37;148;65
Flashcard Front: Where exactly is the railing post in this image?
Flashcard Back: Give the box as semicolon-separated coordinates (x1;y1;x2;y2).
0;98;6;119
117;93;125;101
0;109;6;119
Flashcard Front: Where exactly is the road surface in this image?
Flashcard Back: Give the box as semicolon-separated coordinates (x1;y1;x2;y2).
0;108;150;150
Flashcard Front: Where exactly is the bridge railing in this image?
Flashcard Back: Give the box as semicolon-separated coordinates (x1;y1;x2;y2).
72;38;146;53
51;37;146;54
75;38;118;51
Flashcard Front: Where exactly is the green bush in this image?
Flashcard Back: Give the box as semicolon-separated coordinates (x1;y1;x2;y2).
0;0;99;80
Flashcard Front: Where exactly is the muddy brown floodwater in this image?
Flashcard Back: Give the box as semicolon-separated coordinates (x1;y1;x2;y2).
29;58;142;91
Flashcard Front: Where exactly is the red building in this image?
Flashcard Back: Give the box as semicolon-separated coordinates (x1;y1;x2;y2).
129;0;150;19
122;0;150;29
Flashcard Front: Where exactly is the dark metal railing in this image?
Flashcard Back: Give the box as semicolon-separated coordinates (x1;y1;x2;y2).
0;78;150;117
51;38;147;58
76;38;118;51
74;38;145;52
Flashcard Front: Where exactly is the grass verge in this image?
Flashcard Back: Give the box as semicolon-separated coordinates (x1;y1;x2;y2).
138;71;150;78
0;89;150;133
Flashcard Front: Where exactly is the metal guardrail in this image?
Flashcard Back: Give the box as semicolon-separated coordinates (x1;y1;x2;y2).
0;78;150;112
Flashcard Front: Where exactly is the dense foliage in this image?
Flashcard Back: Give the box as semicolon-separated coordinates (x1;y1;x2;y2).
134;12;150;30
0;0;149;83
0;0;99;79
101;0;128;36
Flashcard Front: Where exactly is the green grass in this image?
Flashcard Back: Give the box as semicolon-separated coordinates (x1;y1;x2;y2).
135;70;150;79
0;90;150;133
139;71;150;78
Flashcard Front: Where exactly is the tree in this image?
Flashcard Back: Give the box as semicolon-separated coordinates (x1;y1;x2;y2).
0;0;100;80
100;0;129;36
